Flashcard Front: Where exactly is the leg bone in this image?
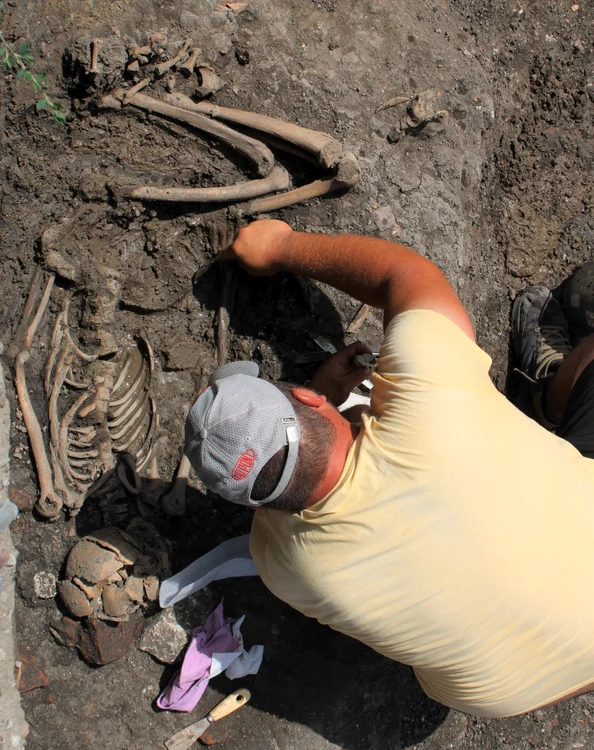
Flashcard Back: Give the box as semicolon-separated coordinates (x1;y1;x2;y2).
118;164;290;203
176;100;344;169
161;454;191;517
15;351;62;518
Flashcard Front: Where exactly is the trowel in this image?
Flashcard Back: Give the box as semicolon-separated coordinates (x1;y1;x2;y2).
164;689;251;750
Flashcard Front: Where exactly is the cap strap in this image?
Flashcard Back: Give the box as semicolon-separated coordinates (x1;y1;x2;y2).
249;422;299;506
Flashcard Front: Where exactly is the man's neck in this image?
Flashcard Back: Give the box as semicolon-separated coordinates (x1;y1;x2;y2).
305;414;359;507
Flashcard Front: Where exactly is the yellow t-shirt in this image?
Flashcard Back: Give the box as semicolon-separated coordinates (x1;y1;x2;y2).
250;309;594;718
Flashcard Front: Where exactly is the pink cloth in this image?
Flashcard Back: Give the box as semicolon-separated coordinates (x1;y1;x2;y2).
156;602;241;712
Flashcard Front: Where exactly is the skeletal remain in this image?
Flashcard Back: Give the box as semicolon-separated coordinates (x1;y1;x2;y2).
15;352;62;518
347;303;373;333
162;454;191;517
107;90;276;177
126;60;140;74
186;100;344;169
375;95;411;113
195;64;223;97
155;39;192;77
90;39;102;74
240;175;344;215
22;273;54;353
119;165;290;203
7;267;43;361
128;44;151;63
179;47;201;75
212;222;238;367
120;77;150;103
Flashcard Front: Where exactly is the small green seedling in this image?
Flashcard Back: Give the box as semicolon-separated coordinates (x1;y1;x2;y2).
0;0;66;124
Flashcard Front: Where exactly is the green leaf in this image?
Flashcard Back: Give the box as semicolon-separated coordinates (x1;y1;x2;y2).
16;42;30;57
15;67;27;78
53;112;66;125
33;72;45;84
35;98;47;110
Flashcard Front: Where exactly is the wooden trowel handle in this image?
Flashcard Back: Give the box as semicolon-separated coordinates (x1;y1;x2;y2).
208;688;251;722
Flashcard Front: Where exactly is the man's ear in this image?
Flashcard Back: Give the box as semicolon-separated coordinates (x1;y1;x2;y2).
291;387;327;408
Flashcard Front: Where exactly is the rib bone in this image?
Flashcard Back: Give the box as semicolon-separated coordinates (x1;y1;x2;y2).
179;100;344;169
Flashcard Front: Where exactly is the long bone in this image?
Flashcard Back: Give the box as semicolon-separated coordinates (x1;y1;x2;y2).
15;351;63;518
162;454;191;517
165;93;319;167
169;98;344;169
118;165;290;203
155;39;192;77
239;150;361;215
104;90;275;178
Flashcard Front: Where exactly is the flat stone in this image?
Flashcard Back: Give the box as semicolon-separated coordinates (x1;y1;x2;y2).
140;608;188;664
33;572;57;600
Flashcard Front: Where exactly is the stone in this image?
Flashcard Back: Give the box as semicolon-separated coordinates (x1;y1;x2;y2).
15;653;49;693
33;572;57;600
50;613;143;666
139;608;188;664
8;486;35;512
373;205;396;232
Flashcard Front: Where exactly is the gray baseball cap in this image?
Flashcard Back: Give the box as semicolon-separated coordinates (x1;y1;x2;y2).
184;361;300;507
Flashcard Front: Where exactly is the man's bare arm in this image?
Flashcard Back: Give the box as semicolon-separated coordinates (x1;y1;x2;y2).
226;219;475;340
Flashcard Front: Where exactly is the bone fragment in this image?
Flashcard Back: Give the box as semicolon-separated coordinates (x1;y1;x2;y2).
187;101;343;169
178;47;201;75
24;273;55;350
155;39;192;76
240;176;340;215
50;445;82;512
238;127;320;166
128;44;151;59
161;454;191;517
217;265;237;367
375;95;411;113
90;38;102;74
240;150;360;214
49;347;74;458
195;64;223;97
116;454;142;495
119;91;276;177
146;454;159;480
126;60;140;73
347;303;373;333
15;351;62;518
6;267;43;361
120;77;150;103
119;164;290;203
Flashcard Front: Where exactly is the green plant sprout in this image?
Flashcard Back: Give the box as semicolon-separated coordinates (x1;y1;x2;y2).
0;1;66;124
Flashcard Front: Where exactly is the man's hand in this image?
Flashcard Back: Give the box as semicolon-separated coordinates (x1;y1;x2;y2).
310;342;372;407
223;219;293;276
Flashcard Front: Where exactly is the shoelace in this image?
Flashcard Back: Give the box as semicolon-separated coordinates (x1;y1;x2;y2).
534;324;573;380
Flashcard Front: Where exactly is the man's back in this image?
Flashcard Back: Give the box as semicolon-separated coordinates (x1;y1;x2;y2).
251;309;594;717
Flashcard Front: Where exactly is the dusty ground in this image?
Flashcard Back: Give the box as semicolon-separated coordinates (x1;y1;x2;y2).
1;0;593;748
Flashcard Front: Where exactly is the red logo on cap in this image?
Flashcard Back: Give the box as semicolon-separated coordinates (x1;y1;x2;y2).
232;449;257;480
